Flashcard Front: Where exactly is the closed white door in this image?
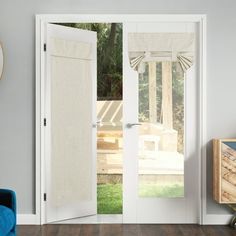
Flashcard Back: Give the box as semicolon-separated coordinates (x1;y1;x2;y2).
44;24;97;223
123;22;200;223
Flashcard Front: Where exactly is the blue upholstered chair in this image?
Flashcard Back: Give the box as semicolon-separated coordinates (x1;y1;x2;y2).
0;189;16;236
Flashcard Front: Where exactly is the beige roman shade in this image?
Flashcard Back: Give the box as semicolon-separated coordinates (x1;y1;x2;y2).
50;37;94;206
128;33;195;74
51;37;92;59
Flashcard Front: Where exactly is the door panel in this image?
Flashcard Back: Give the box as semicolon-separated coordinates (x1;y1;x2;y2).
45;24;97;223
123;22;199;223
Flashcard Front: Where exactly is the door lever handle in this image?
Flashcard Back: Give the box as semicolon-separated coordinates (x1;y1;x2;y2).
92;120;102;128
126;123;142;128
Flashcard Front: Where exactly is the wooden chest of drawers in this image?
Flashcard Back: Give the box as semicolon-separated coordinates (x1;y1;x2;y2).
213;139;236;203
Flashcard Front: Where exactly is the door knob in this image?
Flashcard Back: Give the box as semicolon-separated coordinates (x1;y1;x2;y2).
126;123;142;128
92;120;102;128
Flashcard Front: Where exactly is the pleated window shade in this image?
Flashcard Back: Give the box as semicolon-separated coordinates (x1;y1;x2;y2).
128;33;195;74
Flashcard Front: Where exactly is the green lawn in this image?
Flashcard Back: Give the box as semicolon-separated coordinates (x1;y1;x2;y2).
97;184;123;214
139;183;184;198
97;183;184;214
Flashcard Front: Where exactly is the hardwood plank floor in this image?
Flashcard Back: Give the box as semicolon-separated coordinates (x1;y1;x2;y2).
17;224;236;236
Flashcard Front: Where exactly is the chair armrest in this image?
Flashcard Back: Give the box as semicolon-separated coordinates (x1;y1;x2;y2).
0;189;16;215
0;189;17;234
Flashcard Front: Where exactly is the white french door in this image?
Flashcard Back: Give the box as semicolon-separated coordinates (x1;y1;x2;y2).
44;23;97;223
123;22;200;223
38;16;204;225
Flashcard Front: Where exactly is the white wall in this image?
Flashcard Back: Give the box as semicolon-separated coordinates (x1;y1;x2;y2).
0;0;236;216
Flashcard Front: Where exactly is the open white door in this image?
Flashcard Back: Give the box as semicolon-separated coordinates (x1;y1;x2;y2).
44;23;97;223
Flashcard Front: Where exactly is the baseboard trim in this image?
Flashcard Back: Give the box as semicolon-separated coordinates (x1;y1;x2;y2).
16;213;232;225
17;214;40;225
203;214;232;225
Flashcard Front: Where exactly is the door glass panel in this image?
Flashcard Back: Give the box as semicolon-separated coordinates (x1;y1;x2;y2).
138;61;184;198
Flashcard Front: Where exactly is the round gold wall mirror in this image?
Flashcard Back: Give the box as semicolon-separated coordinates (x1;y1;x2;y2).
0;43;3;79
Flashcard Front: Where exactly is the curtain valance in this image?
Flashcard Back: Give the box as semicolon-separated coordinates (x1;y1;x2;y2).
128;33;195;73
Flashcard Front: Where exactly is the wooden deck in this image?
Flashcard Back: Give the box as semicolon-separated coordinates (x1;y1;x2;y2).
97;149;184;175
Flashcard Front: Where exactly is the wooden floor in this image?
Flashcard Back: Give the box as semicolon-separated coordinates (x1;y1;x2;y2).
17;224;236;236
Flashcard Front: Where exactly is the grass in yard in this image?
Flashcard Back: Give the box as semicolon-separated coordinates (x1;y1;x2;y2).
97;183;184;214
97;184;123;214
139;183;184;198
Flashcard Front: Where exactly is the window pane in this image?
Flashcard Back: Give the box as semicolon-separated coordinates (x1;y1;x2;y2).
138;62;184;198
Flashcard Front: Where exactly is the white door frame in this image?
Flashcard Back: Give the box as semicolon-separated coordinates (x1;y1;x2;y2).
35;14;207;225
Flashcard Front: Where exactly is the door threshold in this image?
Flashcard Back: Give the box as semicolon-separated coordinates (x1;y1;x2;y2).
52;214;123;224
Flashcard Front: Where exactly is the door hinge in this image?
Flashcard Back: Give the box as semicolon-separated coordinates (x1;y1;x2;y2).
44;193;47;201
44;118;46;126
44;43;47;52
